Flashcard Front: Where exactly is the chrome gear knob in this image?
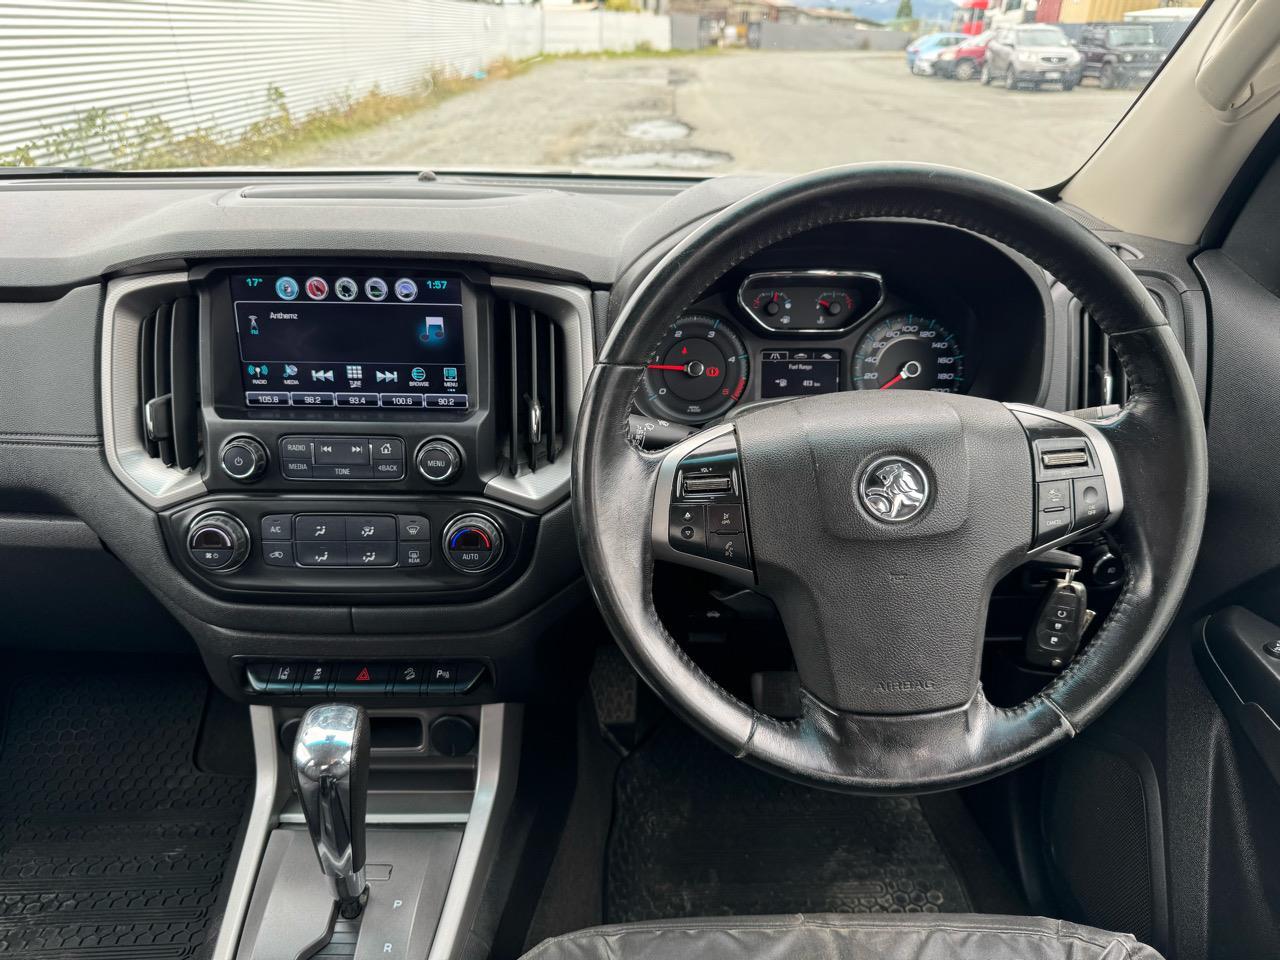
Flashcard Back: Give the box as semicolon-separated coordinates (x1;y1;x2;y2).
290;703;370;918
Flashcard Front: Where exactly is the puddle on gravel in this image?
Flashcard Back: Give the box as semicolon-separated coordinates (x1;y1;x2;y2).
625;118;692;141
579;148;732;170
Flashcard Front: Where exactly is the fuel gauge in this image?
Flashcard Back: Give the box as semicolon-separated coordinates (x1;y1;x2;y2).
749;290;794;327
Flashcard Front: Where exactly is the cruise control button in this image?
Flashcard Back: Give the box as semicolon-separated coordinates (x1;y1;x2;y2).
1072;476;1109;529
296;543;345;566
1037;480;1072;513
345;516;397;542
314;438;370;464
331;663;391;694
261;514;292;541
709;532;749;568
296;516;344;541
708;505;744;535
398;515;430;541
346;541;396;567
1036;506;1072;544
398;543;428;567
263;542;294;567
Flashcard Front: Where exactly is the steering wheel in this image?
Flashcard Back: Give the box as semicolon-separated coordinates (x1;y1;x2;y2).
572;164;1207;793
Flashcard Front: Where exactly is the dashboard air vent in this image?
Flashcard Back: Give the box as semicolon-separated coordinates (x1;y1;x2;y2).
493;298;566;477
138;297;201;470
1078;286;1167;409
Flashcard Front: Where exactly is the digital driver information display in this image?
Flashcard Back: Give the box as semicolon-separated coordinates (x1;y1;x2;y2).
760;349;842;398
233;270;468;411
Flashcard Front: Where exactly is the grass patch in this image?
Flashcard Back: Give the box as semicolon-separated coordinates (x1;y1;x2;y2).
0;59;533;171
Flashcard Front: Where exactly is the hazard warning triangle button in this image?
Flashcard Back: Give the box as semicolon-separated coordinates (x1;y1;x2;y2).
334;662;389;692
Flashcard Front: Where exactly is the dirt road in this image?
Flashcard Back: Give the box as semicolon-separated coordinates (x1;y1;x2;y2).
288;51;1138;187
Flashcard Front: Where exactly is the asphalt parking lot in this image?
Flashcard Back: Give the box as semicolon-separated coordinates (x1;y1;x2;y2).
290;50;1140;187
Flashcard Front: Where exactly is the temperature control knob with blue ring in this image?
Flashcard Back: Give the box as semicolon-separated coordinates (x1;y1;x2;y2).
443;514;503;573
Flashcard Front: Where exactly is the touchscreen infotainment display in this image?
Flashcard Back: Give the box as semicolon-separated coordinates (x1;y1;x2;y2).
232;269;467;411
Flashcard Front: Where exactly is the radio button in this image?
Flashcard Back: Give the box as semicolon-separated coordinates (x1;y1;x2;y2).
296;516;344;542
280;438;313;460
314;438;370;465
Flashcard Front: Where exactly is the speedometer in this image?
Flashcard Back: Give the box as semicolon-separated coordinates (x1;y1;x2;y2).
642;314;749;424
851;313;967;393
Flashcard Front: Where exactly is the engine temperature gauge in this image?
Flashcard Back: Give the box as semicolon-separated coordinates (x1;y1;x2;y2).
815;290;855;324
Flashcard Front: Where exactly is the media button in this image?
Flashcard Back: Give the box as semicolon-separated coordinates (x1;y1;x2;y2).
281;460;312;479
336;392;380;407
381;393;422;408
314;438;370;464
290;391;334;407
246;391;291;406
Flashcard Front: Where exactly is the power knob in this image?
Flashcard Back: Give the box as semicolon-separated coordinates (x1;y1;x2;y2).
187;512;251;573
219;436;268;483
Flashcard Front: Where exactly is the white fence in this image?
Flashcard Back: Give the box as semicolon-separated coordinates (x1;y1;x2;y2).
0;0;672;159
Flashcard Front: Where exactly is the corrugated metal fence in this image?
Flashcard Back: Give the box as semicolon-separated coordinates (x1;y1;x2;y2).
0;0;671;160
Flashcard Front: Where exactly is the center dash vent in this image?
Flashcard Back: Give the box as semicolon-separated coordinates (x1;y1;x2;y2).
493;298;566;477
138;297;201;470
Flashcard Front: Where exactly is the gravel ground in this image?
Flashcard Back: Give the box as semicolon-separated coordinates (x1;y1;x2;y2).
287;50;1140;187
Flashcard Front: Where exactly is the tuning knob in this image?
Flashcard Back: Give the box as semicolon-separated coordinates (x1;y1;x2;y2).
219;436;268;482
187;512;251;572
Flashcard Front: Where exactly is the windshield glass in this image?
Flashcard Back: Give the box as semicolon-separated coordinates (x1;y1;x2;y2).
1016;29;1069;47
0;1;1204;189
1108;26;1158;46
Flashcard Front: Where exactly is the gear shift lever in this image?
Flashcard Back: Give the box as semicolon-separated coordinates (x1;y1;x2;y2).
290;703;370;919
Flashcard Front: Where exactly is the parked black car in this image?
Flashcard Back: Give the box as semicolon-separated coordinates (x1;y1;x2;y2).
1077;22;1168;89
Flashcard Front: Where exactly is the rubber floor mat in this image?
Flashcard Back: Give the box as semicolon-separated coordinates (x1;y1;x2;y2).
0;664;251;959
606;722;972;922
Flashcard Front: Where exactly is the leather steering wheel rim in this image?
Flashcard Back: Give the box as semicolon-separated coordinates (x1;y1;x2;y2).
572;163;1207;793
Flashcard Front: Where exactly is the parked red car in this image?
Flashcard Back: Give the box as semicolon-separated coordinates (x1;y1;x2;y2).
935;31;993;81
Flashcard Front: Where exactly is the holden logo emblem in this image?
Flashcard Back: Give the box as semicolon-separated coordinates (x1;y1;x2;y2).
859;456;929;522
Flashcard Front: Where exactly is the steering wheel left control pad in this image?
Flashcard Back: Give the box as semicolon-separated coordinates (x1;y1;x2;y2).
651;424;755;585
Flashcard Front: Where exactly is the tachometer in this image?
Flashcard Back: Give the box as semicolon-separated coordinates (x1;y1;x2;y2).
851;313;967;393
642;314;749;424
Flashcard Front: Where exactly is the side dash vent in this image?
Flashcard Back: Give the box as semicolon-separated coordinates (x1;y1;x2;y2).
137;297;202;470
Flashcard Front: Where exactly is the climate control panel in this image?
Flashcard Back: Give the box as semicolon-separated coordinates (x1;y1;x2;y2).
164;496;533;601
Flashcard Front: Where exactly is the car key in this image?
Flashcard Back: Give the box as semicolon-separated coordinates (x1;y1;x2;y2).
1026;570;1089;669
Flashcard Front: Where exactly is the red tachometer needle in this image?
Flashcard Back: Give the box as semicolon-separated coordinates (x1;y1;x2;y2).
879;372;904;390
648;364;688;372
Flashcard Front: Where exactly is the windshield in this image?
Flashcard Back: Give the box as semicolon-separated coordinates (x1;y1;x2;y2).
1016;29;1069;47
0;1;1203;189
1108;26;1158;46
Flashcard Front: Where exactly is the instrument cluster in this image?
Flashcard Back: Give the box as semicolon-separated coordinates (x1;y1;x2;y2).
636;269;974;428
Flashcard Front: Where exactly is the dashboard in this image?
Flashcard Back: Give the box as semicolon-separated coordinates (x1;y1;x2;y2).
0;172;1205;708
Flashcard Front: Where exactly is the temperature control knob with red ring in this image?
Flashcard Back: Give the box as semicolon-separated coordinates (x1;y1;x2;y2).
442;514;503;574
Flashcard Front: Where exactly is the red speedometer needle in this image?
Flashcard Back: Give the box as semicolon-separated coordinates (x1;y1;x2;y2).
647;364;688;372
879;372;904;391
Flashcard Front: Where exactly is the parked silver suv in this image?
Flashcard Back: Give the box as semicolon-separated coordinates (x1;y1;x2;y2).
983;25;1082;91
